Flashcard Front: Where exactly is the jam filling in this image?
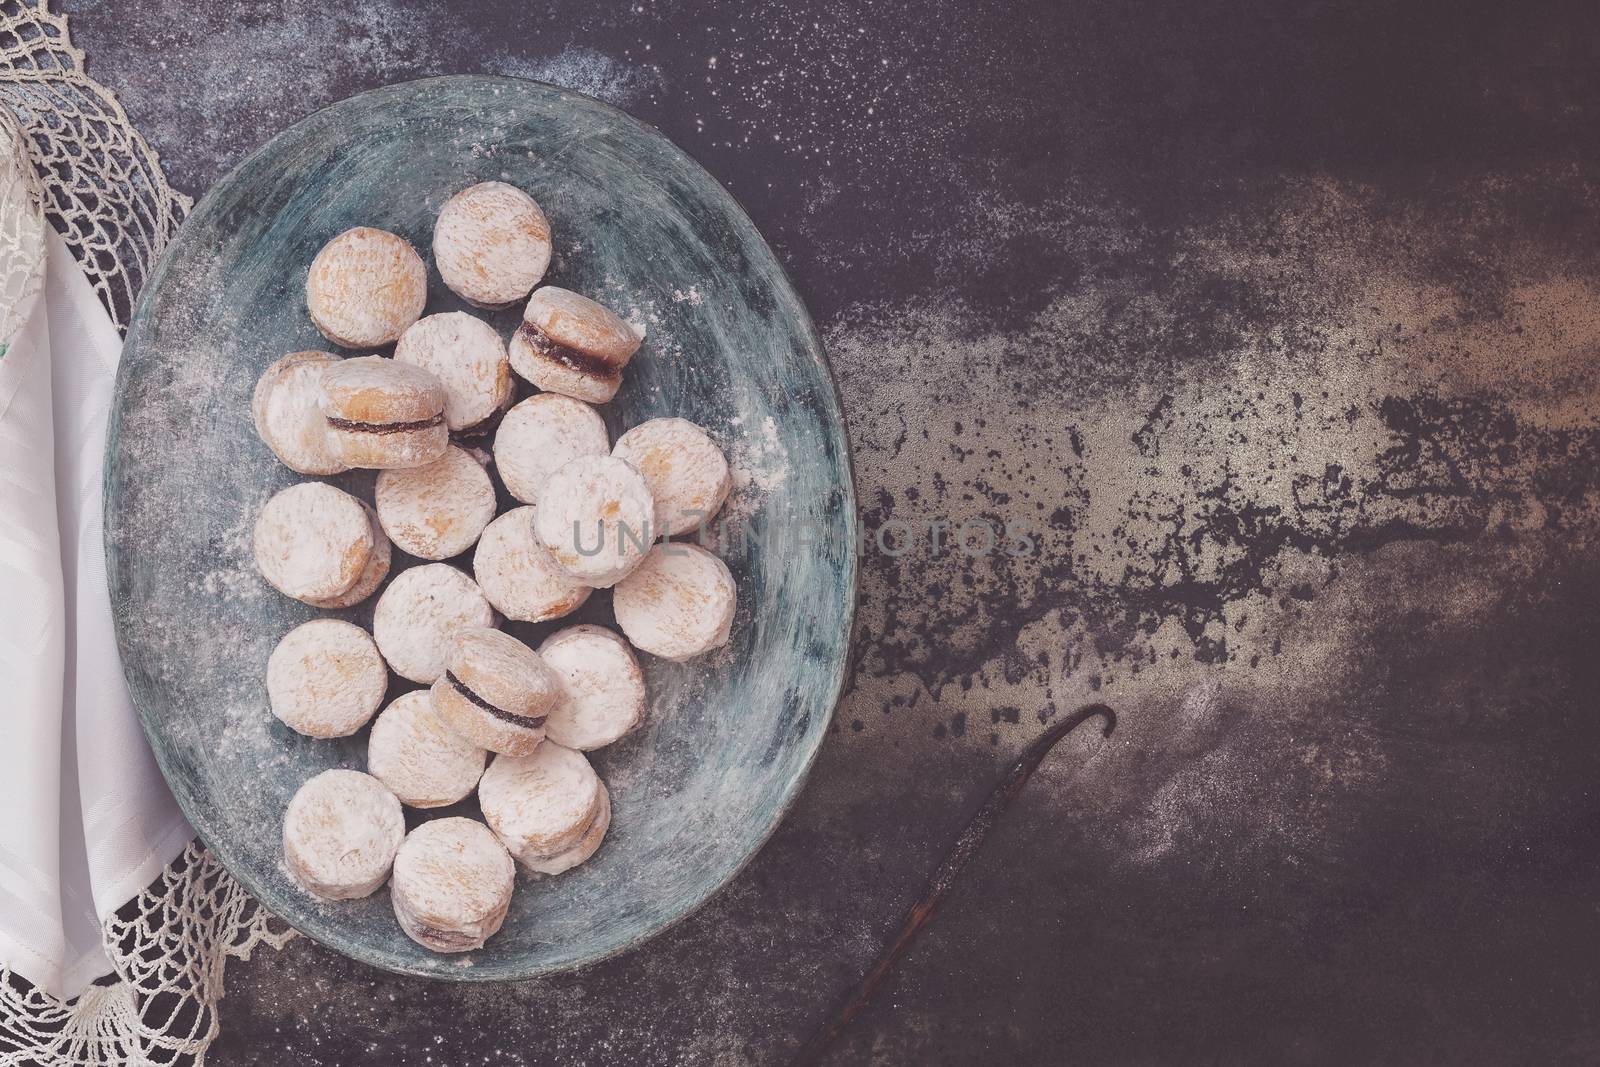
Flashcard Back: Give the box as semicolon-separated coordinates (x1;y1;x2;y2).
516;321;622;382
450;408;504;441
444;671;549;730
413;923;477;949
326;413;444;435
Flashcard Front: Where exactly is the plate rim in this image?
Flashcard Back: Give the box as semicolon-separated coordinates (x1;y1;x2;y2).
104;73;860;981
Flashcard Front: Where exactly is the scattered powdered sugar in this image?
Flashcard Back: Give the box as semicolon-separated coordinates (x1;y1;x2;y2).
487;47;663;109
722;414;791;529
188;507;266;601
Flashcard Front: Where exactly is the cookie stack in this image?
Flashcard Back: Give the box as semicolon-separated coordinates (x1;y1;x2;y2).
258;181;736;954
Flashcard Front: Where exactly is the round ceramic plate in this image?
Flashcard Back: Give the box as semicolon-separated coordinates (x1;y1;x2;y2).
105;76;856;980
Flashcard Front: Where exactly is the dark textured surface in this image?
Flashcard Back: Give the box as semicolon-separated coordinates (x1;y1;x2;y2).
67;0;1600;1062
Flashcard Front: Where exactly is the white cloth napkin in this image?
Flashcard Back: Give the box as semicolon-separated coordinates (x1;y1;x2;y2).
0;226;192;1001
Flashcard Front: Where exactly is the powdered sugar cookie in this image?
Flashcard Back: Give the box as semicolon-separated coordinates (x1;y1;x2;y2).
371;563;496;683
367;691;487;808
251;351;346;475
304;500;391;609
393;312;513;434
479;744;610;876
613;543;737;661
430;627;562;756
266;619;387;738
472;507;591;623
282;769;404;901
539;625;645;750
612;417;731;537
318;355;449;469
508;286;641;403
374;446;497;560
433;182;552;309
531;788;610;876
493;393;609;505
533;455;655;587
306;227;427;348
390;817;514;953
252;482;374;604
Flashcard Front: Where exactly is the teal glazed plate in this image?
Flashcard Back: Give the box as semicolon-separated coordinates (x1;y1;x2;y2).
105;76;856;980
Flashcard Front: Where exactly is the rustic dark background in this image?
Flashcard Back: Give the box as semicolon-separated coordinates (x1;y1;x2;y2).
64;0;1600;1063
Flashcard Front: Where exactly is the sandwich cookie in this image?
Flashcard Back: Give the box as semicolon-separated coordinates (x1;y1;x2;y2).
432;182;552;309
539;625;645;750
390;818;515;954
611;417;732;537
303;500;391;609
478;744;610;876
493;393;609;504
374;445;497;560
367;691;487;808
533;455;655;587
613;543;737;661
306;226;427;348
282;769;404;901
371;563;496;684
508;287;641;404
472;507;591;623
393;312;513;435
266;619;387;738
252;482;374;604
317;355;449;470
251;351;346;475
430;627;562;757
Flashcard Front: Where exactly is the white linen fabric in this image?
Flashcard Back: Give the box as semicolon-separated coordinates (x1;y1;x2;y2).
0;222;195;1001
0;7;294;1063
